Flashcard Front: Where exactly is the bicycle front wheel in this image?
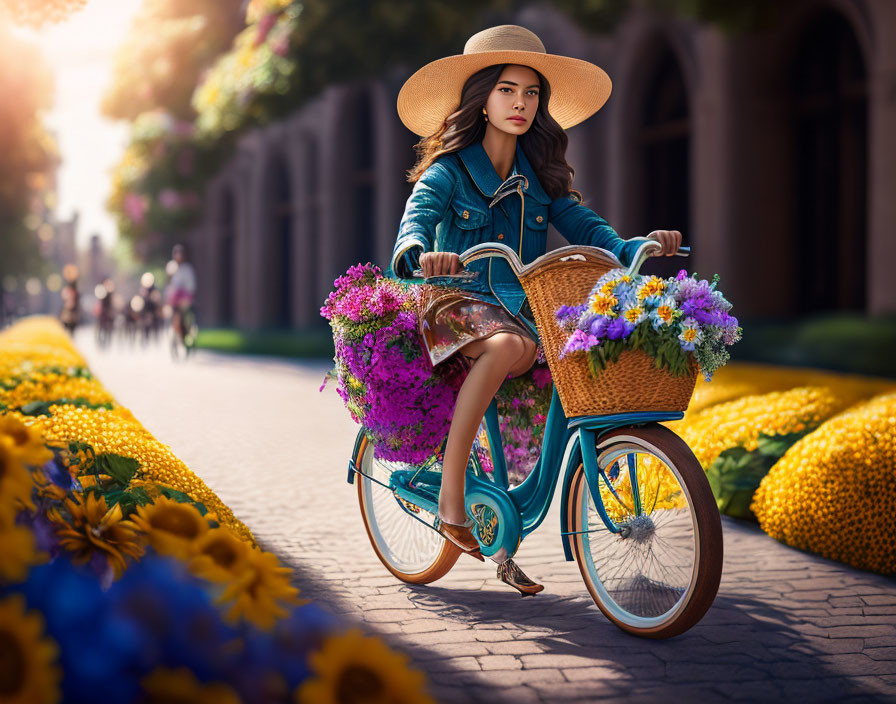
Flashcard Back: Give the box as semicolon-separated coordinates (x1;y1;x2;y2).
568;423;722;638
355;435;459;583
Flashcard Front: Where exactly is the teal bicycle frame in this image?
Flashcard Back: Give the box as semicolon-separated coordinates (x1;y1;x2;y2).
348;240;689;563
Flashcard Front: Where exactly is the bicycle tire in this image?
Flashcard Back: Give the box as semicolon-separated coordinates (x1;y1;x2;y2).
568;423;723;639
355;435;460;583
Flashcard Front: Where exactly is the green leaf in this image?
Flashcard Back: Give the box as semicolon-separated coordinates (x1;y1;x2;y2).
20;401;53;416
96;454;139;484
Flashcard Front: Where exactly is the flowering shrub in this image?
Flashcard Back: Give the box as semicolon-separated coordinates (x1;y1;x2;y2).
0;317;436;703
753;390;896;575
556;268;741;381
321;263;466;465
662;365;895;549
491;365;553;484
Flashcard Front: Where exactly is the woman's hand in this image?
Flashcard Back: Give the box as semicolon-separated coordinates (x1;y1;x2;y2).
646;230;683;256
419;252;463;277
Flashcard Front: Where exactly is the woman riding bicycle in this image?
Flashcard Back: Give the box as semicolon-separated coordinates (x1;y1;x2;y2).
390;24;681;594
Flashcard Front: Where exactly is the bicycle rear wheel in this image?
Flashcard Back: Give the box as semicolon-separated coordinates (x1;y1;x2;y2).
355;435;459;583
568;423;722;638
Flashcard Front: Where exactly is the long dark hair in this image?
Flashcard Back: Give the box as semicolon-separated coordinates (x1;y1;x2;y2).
407;64;580;201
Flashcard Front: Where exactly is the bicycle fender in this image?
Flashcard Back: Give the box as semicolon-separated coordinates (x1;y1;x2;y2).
558;434;583;562
347;428;368;485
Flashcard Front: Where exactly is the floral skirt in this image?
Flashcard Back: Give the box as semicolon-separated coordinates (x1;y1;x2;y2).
417;285;537;368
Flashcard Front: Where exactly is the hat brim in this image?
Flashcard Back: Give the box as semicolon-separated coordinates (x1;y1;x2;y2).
397;50;612;137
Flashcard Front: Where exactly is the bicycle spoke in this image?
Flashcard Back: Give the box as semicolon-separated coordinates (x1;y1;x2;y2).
577;444;698;623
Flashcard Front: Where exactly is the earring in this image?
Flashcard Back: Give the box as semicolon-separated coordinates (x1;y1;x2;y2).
482;108;488;123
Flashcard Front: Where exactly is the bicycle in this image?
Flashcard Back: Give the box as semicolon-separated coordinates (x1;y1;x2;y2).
170;302;198;361
347;240;723;639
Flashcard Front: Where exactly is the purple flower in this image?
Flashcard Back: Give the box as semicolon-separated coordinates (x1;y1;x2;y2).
606;318;633;340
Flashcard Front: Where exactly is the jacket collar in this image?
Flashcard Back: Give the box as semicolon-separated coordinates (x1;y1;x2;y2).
456;140;551;205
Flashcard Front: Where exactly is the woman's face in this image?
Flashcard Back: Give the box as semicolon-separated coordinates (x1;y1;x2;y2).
484;64;540;136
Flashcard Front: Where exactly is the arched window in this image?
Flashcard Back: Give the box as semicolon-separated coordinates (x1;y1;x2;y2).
271;155;293;327
637;44;690;278
791;9;867;313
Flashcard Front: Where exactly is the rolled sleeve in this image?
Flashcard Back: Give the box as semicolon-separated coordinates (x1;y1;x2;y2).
548;194;641;268
390;160;457;278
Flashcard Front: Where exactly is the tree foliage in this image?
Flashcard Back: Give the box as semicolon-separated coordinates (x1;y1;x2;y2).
0;0;87;27
0;23;58;278
101;0;244;121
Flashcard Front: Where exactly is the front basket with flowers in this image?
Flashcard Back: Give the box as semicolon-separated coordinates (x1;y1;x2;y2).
551;268;741;416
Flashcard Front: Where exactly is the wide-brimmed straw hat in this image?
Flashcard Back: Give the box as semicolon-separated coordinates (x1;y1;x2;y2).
397;24;612;137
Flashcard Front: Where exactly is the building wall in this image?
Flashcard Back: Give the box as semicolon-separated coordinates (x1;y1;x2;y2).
192;0;896;330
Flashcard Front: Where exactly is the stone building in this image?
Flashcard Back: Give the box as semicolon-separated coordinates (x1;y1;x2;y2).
190;0;896;330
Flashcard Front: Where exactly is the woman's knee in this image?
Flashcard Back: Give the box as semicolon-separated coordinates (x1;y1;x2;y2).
509;338;538;377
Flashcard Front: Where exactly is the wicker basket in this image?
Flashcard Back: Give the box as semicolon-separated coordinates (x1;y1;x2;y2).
518;249;697;417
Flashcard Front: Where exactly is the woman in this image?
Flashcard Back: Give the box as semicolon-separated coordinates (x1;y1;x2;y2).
390;24;682;595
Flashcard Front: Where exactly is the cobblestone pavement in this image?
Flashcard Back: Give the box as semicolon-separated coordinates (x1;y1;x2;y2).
78;330;896;703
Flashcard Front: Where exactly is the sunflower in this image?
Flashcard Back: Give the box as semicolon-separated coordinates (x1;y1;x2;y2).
296;628;435;704
218;548;305;630
0;522;46;583
188;527;251;584
0;438;35;520
139;666;241;704
0;594;61;704
129;496;210;560
47;492;145;578
0;415;52;468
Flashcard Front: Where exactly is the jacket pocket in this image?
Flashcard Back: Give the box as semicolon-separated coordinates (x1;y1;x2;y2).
524;204;549;234
450;198;489;230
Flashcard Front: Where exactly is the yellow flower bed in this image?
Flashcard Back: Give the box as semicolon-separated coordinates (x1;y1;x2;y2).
668;385;874;470
0;317;254;545
751;391;896;574
683;362;893;416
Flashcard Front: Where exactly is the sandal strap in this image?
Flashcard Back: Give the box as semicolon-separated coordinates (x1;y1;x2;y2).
437;513;474;529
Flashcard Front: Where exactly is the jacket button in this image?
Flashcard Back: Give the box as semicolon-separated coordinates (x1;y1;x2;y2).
497;233;504;240
536;215;543;223
462;210;469;219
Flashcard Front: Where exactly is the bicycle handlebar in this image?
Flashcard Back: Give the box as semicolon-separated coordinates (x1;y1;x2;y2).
412;238;689;283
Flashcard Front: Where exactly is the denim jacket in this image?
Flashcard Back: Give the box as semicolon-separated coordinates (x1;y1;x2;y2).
389;139;643;317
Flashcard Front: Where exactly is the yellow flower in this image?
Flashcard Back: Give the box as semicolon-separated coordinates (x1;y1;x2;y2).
140;667;241;704
589;294;617;316
129;496;210;560
624;306;645;324
0;521;46;583
188;527;251;583
47;492;145;578
655;304;675;324
636;275;665;300
0;594;61;704
296;628;436;704
0;415;53;467
218;548;305;630
0;438;35;520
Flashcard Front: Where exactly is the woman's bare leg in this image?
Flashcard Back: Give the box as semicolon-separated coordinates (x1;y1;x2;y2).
438;332;537;523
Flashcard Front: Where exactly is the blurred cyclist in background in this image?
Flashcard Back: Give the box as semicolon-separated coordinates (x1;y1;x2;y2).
164;243;197;341
59;264;81;336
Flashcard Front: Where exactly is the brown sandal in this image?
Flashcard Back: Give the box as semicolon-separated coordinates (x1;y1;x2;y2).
435;514;485;561
496;558;544;596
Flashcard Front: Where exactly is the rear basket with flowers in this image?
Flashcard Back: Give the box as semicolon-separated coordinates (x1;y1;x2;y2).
543;267;741;417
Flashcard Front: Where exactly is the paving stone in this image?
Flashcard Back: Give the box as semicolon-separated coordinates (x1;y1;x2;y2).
478;655;524;670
